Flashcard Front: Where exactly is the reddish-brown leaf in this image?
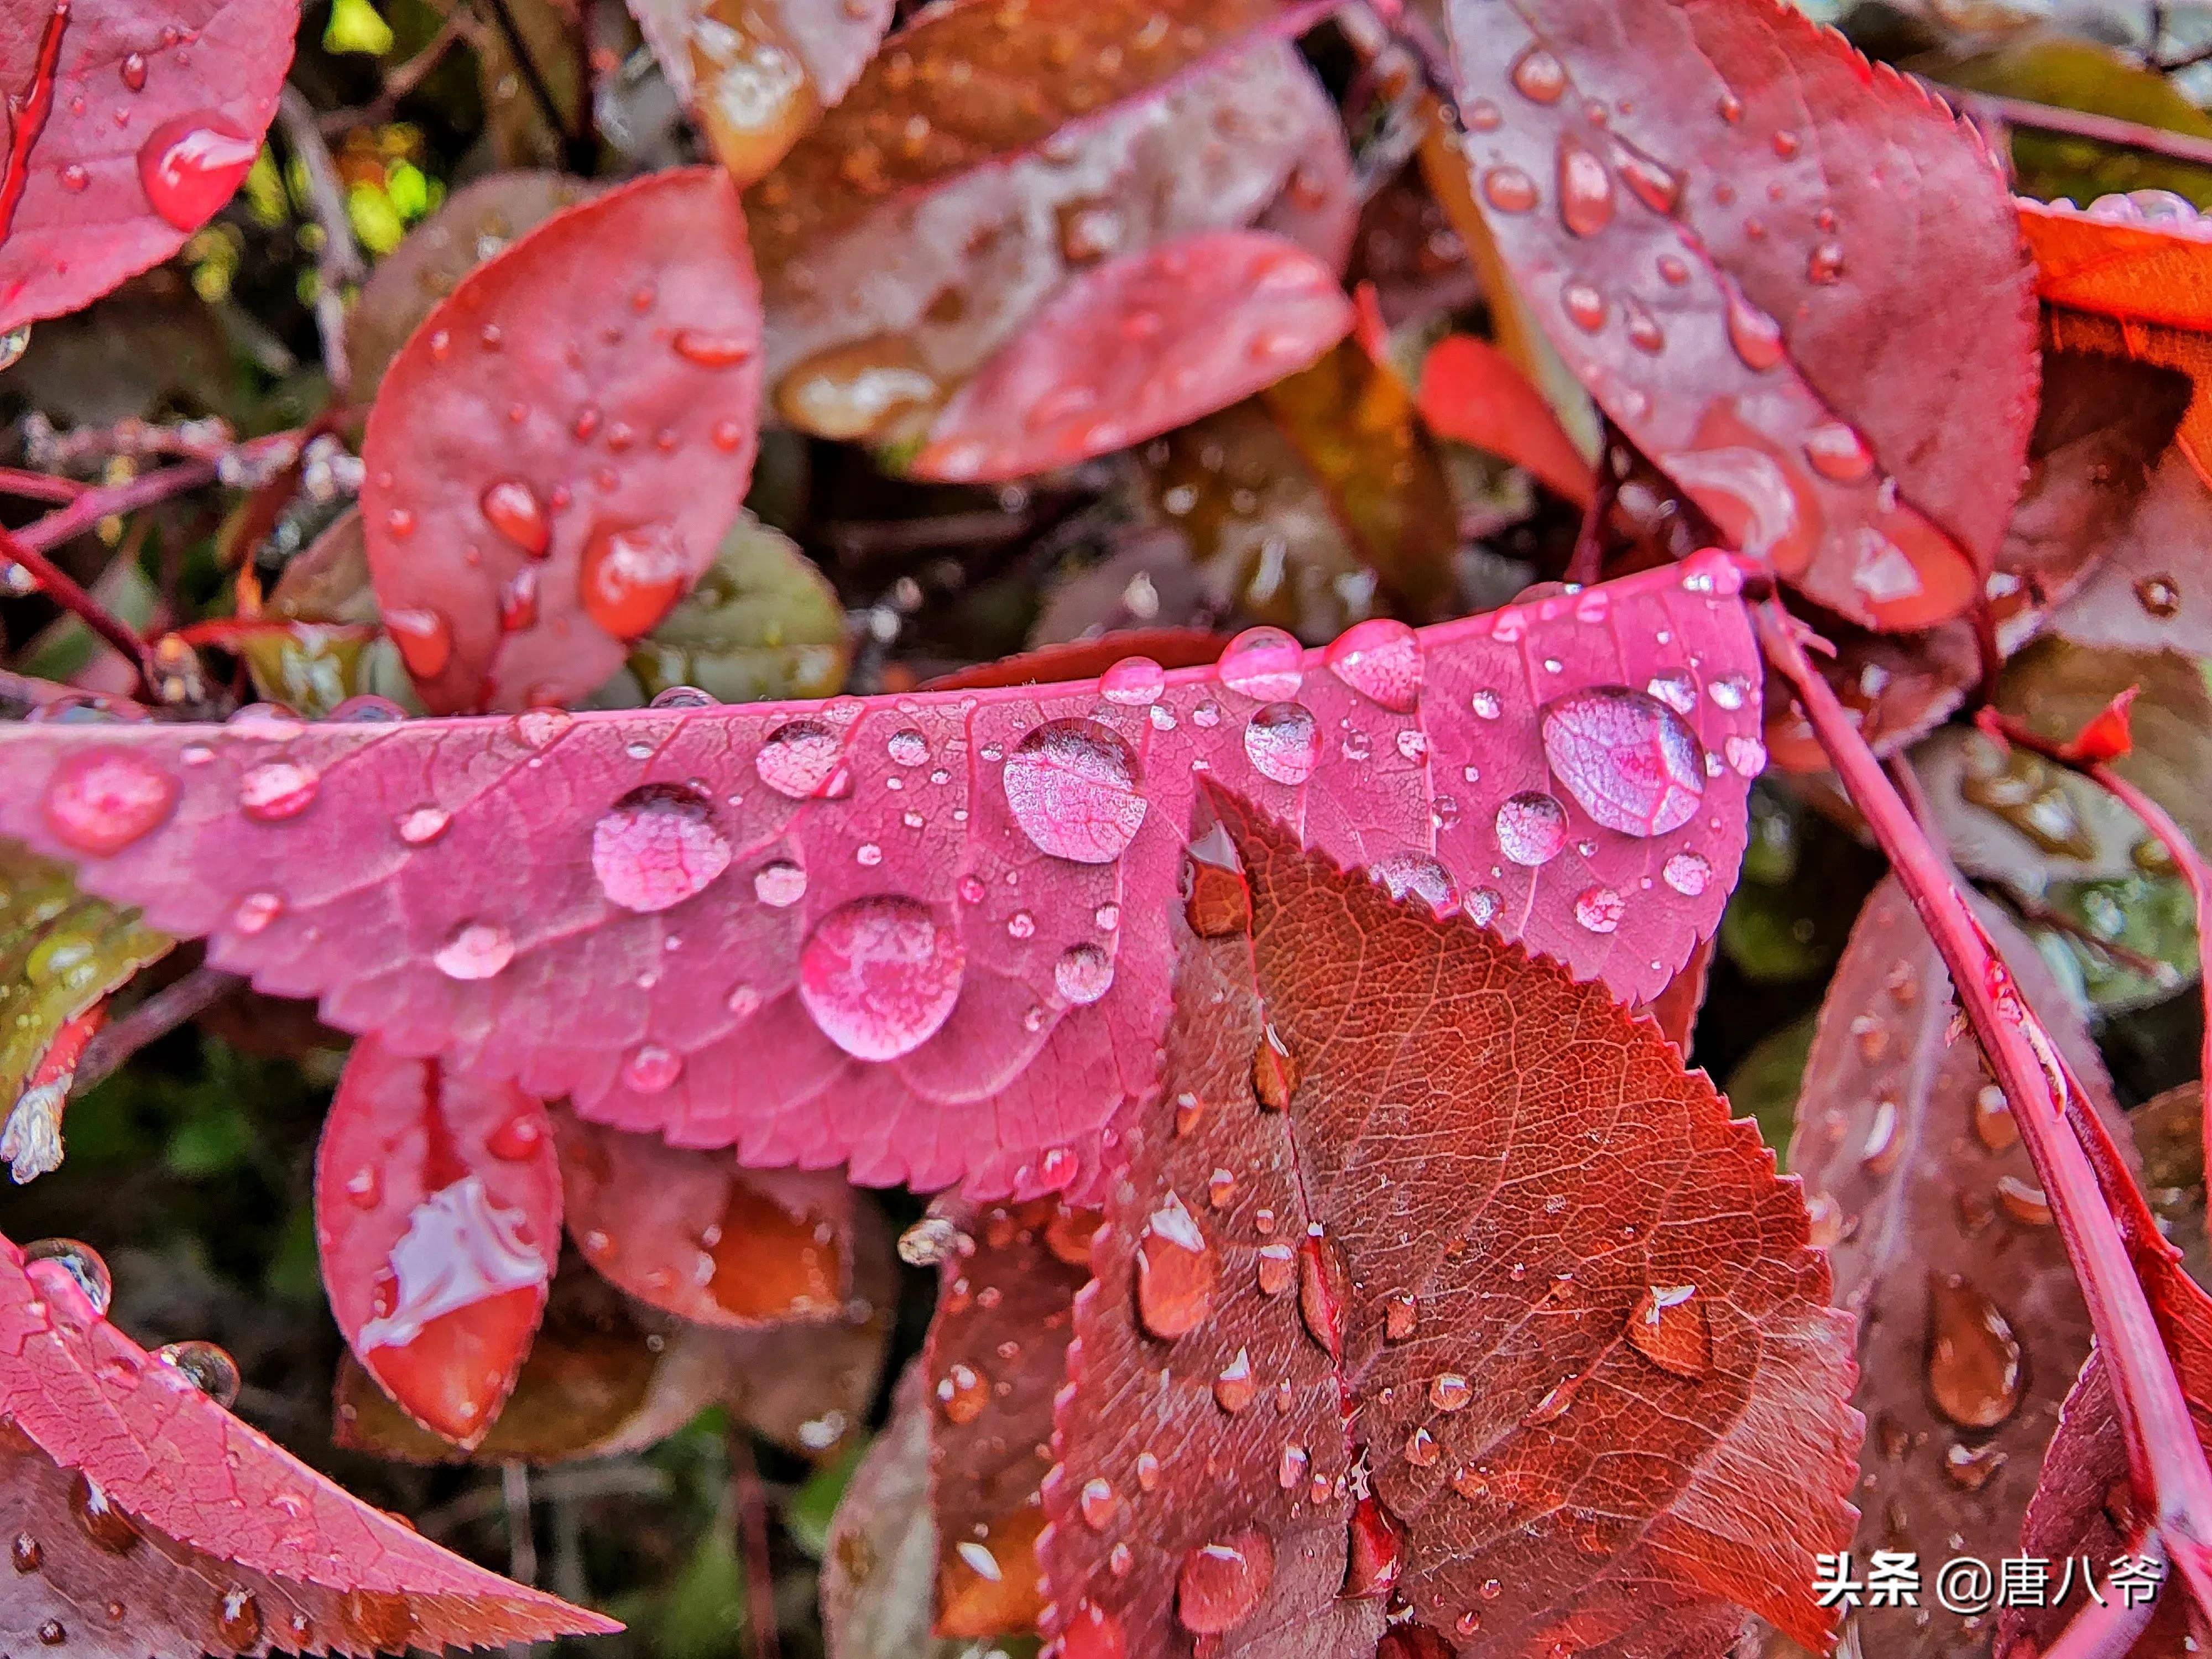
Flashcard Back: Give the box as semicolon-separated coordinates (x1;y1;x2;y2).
2018;195;2212;335
1787;878;2132;1659
1440;0;2038;631
314;1037;560;1448
0;1232;616;1654
0;563;1764;1201
1415;333;1598;507
921;1199;1093;1637
913;231;1353;482
360;166;764;712
822;1366;948;1659
1040;791;1858;1659
553;1109;852;1327
0;0;298;333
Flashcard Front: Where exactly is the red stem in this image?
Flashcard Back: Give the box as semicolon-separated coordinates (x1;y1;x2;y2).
1755;599;2212;1605
0;467;82;503
2039;1528;2166;1659
0;522;158;694
0;1;67;247
3;431;296;561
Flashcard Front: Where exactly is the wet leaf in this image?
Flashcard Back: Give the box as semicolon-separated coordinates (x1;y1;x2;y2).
912;230;1354;483
554;1110;853;1328
346;171;597;395
1440;0;2039;630
0;841;169;1182
627;512;850;705
361;166;764;712
313;1037;560;1448
758;38;1351;448
1788;877;2130;1659
0;562;1763;1200
0;0;299;333
625;0;892;185
921;1199;1091;1637
0;1229;618;1653
1041;791;1858;1658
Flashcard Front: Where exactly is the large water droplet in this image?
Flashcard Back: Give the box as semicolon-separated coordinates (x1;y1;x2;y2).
1495;792;1567;865
155;1339;241;1407
1926;1274;2023;1430
1136;1190;1214;1339
238;760;321;822
1055;943;1114;1005
1244;702;1318;785
136;114;257;230
24;1239;111;1315
579;523;688;639
480;478;549;555
799;897;964;1061
42;750;177;855
1342;1496;1404;1600
1002;719;1146;863
1218;627;1303;700
1625;1284;1709;1378
1323;618;1422;712
755;719;845;799
1100;655;1166;706
592;784;731;912
434;920;515;980
1556;133;1614;237
1540;686;1705;837
1176;1527;1275;1635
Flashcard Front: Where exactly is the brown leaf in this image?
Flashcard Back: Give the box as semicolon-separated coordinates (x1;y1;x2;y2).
1786;877;2133;1659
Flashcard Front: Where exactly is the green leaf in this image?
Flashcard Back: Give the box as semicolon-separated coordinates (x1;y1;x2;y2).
787;1437;869;1561
1723;1013;1818;1170
627;512;851;705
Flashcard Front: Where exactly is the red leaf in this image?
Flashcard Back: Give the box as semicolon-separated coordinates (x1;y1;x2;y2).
922;628;1232;693
1788;878;2133;1658
1415;333;1598;507
1039;792;1858;1657
554;1109;853;1327
314;1037;560;1448
1439;0;2038;632
0;563;1762;1199
0;1232;615;1653
912;231;1354;482
921;1199;1093;1636
2018;195;2212;334
2057;685;2139;764
0;0;297;333
360;166;764;713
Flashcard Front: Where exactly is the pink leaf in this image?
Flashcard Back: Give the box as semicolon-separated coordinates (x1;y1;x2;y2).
0;0;297;333
361;166;764;713
0;562;1762;1199
553;1109;854;1327
912;231;1355;482
1439;0;2038;632
314;1037;560;1448
0;1232;616;1653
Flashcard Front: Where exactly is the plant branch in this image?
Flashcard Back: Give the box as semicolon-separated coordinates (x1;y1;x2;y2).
1756;598;2212;1605
1979;706;2212;1194
1966;90;2212;171
71;966;243;1094
727;1430;780;1659
321;11;468;134
0;467;82;503
10;432;299;556
275;86;367;401
0;521;159;693
471;0;593;174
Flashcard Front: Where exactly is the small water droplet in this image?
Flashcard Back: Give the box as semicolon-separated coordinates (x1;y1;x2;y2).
671;328;755;368
1254;1023;1299;1109
216;1588;262;1647
1405;1426;1438;1466
1973;1084;2017;1152
1481;165;1538;213
1079;1476;1118;1528
1297;1229;1349;1359
2136;573;2182;617
1541;687;1705;838
1342;1496;1403;1600
1574;887;1625;932
1556;132;1614;236
1430;1373;1472;1411
1725;285;1785;371
12;1532;41;1572
154;1340;240;1407
1135;1191;1214;1339
1185;823;1252;937
1561;278;1606;332
24;1239;111;1314
238;760;320;822
1995;1174;2052;1227
1509;45;1566;102
1943;1441;2007;1491
1926;1274;2023;1429
1256;1242;1295;1296
1213;1347;1257;1412
121;51;148;91
1495;792;1567;866
434;920;515;980
1243;702;1319;786
1626;1284;1709;1378
936;1362;987;1424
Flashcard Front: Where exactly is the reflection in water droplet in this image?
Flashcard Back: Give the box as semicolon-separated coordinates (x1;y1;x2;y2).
1218;626;1303;700
1136;1191;1215;1339
1176;1527;1275;1635
592;785;731;913
799;897;964;1061
25;1239;112;1316
1244;702;1319;786
1003;719;1146;863
1495;792;1567;866
1541;687;1705;838
1926;1273;2023;1430
155;1340;241;1407
43;750;178;855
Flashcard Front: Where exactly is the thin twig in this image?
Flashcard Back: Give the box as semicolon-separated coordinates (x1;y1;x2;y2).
2041;1528;2166;1659
1966;91;2212;173
11;432;299;556
1758;599;2212;1609
728;1431;780;1659
0;521;159;693
0;467;82;503
71;967;244;1094
1992;883;2179;985
1564;437;1620;586
473;0;594;173
275;86;367;401
321;12;469;134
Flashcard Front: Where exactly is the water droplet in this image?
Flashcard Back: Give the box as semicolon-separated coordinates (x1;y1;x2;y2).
1804;422;1872;483
1556;133;1614;236
593;785;731;913
1807;239;1845;284
136;114;257;229
1185;823;1252;937
479;478;549;555
1135;1191;1214;1339
1059;1600;1125;1659
1003;719;1146;863
1218;627;1303;699
1522;1373;1583;1426
1055;943;1114;1005
1481;165;1538;213
237;760;320;823
1943;1441;2007;1491
1244;702;1319;785
1996;1174;2052;1227
1177;1527;1274;1634
579;523;688;639
1926;1274;2023;1429
1973;1084;2017;1151
216;1588;262;1647
1430;1373;1472;1411
1371;853;1455;912
43;750;178;854
1616;148;1682;215
35;1620;63;1646
1298;1229;1349;1359
231;890;283;935
799;896;964;1061
12;1532;40;1572
1324;618;1422;712
2136;573;2182;617
936;1362;986;1423
1254;1024;1299;1109
621;1044;682;1093
1214;1347;1257;1412
1624;299;1665;352
671;328;755;368
24;1239;111;1314
1256;1242;1295;1296
120;52;148;91
1658;851;1710;896
1077;1475;1118;1529
1561;278;1606;332
434;920;515;980
155;1340;240;1407
1342;1495;1404;1600
1724;285;1785;371
1405;1425;1439;1467
1724;734;1766;777
1541;687;1705;838
1574;887;1625;932
1626;1284;1709;1378
1495;792;1567;865
1510;45;1566;102
486;1112;545;1162
1100;655;1166;705
384;606;453;679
